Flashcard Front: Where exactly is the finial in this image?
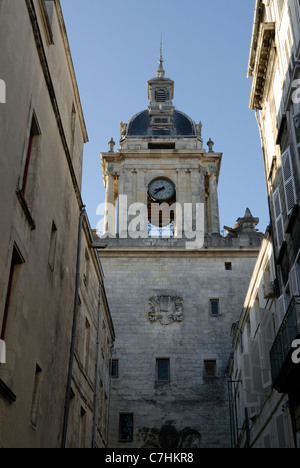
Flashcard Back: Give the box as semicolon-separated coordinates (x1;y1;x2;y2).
157;35;165;77
108;137;115;153
207;138;214;152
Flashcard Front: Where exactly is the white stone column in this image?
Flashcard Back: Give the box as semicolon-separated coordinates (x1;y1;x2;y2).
209;173;220;234
104;172;115;235
198;169;207;234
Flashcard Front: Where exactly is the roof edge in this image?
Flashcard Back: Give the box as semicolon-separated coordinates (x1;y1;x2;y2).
247;0;263;79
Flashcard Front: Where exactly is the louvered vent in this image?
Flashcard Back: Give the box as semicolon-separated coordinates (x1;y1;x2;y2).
155;89;167;102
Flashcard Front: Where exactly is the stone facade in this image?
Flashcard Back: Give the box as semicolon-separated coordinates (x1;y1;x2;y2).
0;0;114;448
97;56;263;448
229;0;300;448
100;243;261;448
229;231;295;448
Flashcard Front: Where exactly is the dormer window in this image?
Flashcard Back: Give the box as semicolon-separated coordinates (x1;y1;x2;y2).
155;89;167;102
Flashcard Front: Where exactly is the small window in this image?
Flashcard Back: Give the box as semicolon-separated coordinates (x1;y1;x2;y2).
110;359;119;378
119;414;134;442
225;262;232;271
156;359;170;382
210;299;219;316
204;360;216;377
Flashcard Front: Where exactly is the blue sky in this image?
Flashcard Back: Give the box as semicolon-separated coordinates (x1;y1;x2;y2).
60;0;269;234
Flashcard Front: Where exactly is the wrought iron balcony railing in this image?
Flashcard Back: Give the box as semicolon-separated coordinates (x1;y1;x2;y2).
270;296;300;388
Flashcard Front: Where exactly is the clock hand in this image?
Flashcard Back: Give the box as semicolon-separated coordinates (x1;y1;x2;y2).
154;186;165;194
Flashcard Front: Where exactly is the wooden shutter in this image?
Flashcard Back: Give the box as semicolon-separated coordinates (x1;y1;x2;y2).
281;147;296;215
290;264;300;296
249;338;264;395
241;353;260;407
258;308;274;388
272;187;285;250
276;294;288;331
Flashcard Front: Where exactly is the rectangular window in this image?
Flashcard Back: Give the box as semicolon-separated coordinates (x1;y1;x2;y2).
225;262;232;271
79;406;87;448
156;359;170;382
83;318;91;371
48;221;57;271
1;245;24;342
210;299;219;316
39;0;55;44
119;414;134;442
83;249;90;288
204;360;216;377
110;359;119;378
22;114;40;197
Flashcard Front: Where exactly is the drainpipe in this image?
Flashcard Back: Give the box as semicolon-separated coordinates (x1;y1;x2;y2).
61;206;85;448
92;283;103;448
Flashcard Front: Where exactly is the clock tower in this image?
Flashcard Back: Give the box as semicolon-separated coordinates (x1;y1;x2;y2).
96;53;263;448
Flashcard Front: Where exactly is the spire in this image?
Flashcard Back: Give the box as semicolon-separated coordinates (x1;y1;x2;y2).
157;36;165;77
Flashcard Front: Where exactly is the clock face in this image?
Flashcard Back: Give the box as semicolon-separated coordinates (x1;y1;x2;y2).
148;178;175;202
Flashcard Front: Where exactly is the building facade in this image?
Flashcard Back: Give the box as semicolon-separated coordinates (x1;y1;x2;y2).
0;0;114;448
229;0;300;448
96;55;263;448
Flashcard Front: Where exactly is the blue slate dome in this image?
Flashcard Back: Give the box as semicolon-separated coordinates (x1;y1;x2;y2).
127;110;196;138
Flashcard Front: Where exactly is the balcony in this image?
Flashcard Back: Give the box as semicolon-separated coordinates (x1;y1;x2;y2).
270;296;300;393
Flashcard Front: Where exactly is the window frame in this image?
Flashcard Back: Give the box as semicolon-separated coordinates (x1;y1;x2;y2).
110;359;119;379
210;299;220;316
156;358;170;382
204;360;217;377
119;413;134;443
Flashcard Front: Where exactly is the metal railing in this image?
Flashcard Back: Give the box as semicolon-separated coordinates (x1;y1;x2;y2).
270;296;300;384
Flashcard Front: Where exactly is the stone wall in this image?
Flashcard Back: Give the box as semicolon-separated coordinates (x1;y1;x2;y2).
101;238;261;448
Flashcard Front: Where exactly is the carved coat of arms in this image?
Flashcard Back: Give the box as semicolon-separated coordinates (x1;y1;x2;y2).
148;296;183;325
